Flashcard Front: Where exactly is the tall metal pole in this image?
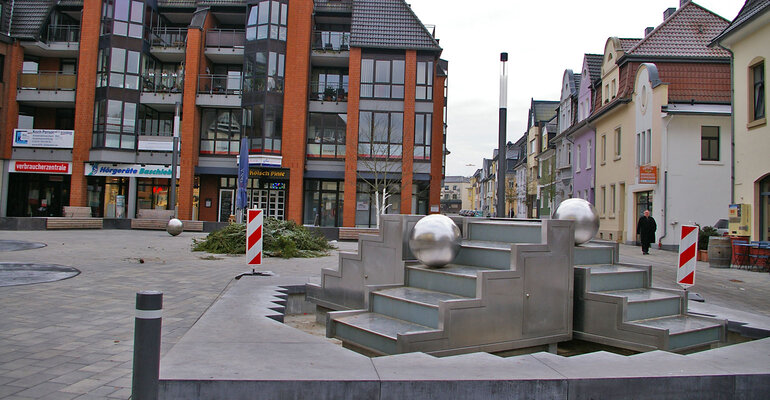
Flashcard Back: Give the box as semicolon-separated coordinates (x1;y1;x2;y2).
169;102;180;218
496;53;508;218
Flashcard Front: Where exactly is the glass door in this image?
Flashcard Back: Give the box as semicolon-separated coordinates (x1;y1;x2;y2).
269;189;285;219
219;189;234;222
635;191;653;245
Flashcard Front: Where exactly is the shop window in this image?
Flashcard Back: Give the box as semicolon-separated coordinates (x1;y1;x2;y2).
303;179;344;227
137;178;169;210
307;113;346;158
358;111;403;158
414;113;432;160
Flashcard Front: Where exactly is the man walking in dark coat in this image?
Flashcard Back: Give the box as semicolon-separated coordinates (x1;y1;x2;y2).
637;209;657;255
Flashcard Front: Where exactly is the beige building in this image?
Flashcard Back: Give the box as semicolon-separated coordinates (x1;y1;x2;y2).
713;0;770;241
525;99;559;218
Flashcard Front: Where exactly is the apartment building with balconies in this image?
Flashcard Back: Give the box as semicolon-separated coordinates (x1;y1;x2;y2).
0;0;447;228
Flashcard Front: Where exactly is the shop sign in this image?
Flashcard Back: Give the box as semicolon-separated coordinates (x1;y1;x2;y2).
85;163;178;178
249;167;290;180
13;129;74;149
10;161;72;174
356;201;369;211
639;166;658;184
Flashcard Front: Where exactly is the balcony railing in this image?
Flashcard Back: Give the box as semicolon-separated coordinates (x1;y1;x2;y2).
198;74;242;95
311;31;350;51
18;72;77;90
309;81;348;102
142;73;183;93
43;25;80;44
205;29;245;49
151;27;187;48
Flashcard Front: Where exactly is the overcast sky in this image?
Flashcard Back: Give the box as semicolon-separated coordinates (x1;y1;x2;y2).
406;0;745;177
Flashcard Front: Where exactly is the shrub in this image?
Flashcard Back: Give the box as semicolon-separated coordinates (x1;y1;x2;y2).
193;217;334;258
698;226;718;251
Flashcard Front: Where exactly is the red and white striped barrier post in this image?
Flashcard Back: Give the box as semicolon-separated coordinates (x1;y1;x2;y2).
677;225;698;290
247;209;263;266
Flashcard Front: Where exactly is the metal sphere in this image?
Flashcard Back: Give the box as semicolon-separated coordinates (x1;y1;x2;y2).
408;214;462;268
166;218;184;236
552;198;600;245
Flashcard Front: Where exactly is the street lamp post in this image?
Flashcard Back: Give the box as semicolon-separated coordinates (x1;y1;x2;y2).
496;52;508;218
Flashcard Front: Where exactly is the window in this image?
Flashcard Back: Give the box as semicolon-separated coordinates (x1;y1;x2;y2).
614;127;621;158
360;58;404;99
105;0;144;39
604;84;609;104
610;184;616;215
752;61;765;121
452;194;458;200
307;113;346;158
530;139;536;154
200;109;244;155
701;126;719;161
358;111;403;158
575;144;581;172
586;140;592;169
92;99;137;149
108;48;141;89
310;68;349;101
414;113;432;160
416;61;433;101
637;129;651;165
138;105;173;136
611;79;616;99
247;1;288;41
601;185;606;215
601;134;606;163
452;185;457;190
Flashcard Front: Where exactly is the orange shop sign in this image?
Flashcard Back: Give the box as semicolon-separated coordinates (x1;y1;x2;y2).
639;166;657;184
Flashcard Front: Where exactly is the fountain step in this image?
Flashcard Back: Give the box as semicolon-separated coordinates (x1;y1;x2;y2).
598;288;683;321
455;241;511;270
372;287;469;329
331;312;433;355
406;264;492;298
465;220;542;244
630;315;723;351
575;244;615;265
584;264;648;292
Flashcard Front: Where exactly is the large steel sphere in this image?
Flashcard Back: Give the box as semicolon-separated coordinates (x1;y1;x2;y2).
552;198;600;245
166;218;184;236
408;215;462;268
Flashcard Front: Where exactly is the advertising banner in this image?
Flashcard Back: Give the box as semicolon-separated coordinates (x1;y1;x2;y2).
85;163;180;178
10;161;72;174
13;129;74;149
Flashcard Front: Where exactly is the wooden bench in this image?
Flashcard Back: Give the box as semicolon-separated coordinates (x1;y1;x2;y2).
46;218;103;230
338;227;379;240
63;206;93;218
136;209;176;220
131;219;204;232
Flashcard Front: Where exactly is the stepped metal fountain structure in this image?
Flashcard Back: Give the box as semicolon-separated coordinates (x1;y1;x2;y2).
306;210;725;356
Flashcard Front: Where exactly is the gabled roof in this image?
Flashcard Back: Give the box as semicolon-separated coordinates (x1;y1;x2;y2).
10;0;55;39
530;100;560;126
626;1;730;58
619;38;641;51
584;54;603;83
351;0;441;52
711;0;770;45
572;73;582;95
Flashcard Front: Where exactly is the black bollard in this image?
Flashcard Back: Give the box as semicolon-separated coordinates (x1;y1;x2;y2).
131;291;163;400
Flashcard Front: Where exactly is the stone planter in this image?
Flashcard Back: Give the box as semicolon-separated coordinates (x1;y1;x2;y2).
697;249;709;262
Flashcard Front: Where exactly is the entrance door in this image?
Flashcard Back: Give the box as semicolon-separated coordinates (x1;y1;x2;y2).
268;189;285;219
319;192;337;226
219;189;234;222
250;189;269;212
635;191;653;245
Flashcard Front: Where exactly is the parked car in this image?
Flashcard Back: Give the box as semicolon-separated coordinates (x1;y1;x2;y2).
714;219;729;236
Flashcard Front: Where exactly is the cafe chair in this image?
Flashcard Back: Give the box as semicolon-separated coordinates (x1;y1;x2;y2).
732;239;751;269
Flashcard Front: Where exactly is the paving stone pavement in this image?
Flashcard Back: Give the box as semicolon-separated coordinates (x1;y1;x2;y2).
0;230;351;399
1;229;768;399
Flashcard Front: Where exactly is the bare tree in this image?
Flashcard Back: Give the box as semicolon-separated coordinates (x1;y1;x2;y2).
357;111;403;228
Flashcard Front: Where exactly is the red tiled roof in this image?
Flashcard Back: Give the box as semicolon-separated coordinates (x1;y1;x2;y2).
627;2;730;58
656;62;731;103
619;38;641;51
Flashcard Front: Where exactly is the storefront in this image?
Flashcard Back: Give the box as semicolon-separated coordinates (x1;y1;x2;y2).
7;161;72;217
303;179;344;227
85;163;176;218
214;167;290;222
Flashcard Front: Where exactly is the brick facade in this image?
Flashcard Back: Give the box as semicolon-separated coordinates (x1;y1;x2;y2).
343;48;362;227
